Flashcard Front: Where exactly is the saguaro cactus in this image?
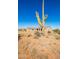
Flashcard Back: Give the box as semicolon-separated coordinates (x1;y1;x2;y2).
35;0;48;31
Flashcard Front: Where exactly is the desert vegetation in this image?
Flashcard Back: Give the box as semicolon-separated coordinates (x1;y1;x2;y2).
53;29;60;34
18;28;60;59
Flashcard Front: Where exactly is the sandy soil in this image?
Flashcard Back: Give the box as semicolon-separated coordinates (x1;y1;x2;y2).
18;29;60;59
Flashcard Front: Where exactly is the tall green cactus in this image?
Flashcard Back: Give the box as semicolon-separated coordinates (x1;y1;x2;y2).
35;0;48;31
35;11;48;31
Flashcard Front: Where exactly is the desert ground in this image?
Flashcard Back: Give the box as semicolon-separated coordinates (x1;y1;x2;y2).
18;28;60;59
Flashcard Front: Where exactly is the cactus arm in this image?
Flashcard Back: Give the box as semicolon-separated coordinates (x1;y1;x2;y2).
36;11;43;27
37;17;42;27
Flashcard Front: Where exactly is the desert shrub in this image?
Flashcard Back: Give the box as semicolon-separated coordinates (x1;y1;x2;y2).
18;34;23;40
18;34;21;40
18;34;26;40
27;34;32;37
48;31;51;34
53;29;60;34
56;36;60;40
34;36;39;39
34;32;41;37
40;32;45;36
34;32;41;39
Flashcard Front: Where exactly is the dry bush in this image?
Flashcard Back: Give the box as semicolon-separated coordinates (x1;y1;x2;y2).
18;34;21;40
48;31;51;34
56;36;60;40
18;34;24;40
34;31;41;37
27;34;32;37
53;29;60;34
40;32;45;36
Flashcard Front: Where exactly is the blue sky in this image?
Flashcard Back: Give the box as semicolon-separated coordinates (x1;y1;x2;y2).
18;0;60;29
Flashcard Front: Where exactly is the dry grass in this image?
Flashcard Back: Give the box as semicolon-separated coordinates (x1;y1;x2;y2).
18;28;60;59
